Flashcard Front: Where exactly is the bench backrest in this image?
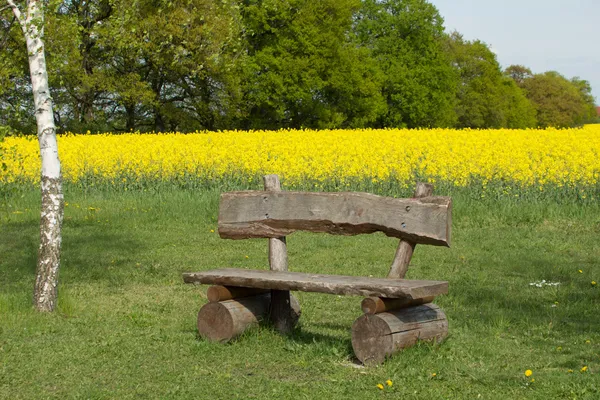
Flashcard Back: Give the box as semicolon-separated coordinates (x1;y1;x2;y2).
218;191;451;247
216;175;451;280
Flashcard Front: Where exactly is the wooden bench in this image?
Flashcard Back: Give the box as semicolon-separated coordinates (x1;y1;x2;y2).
183;175;451;365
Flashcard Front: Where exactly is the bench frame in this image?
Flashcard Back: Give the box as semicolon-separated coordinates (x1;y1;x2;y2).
183;174;451;365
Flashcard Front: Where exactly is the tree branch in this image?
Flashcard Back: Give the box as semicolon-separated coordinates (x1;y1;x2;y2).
5;0;24;28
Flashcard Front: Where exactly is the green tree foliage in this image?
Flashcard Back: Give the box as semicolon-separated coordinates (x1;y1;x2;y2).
355;0;457;128
570;77;597;123
444;32;536;129
500;77;538;129
237;0;385;130
44;0;114;132
2;0;244;133
1;0;596;133
0;11;35;133
504;64;533;86
103;0;245;132
516;71;596;128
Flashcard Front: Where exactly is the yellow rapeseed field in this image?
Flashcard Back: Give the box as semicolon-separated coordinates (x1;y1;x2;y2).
1;127;600;190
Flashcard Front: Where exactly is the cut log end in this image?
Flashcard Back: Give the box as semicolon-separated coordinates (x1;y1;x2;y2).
351;303;448;365
197;302;235;342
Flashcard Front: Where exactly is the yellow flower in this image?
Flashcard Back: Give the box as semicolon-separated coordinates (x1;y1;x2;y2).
585;340;591;344
578;269;583;273
245;255;249;259
376;383;384;390
530;378;535;383
592;281;597;286
581;366;588;373
4;127;600;192
431;373;437;377
386;379;393;387
210;229;215;233
568;369;573;373
524;370;533;377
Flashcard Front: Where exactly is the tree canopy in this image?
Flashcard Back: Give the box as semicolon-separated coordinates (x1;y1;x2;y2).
0;0;596;133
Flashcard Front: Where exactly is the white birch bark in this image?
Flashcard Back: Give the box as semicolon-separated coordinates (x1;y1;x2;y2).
7;0;63;311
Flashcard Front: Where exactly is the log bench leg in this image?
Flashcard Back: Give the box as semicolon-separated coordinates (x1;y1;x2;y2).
351;303;448;365
197;293;301;342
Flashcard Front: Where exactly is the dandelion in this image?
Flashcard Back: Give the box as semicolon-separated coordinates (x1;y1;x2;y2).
376;383;384;390
524;370;533;377
210;229;215;233
581;366;588;373
245;255;249;259
578;270;583;273
592;281;597;286
386;379;393;387
530;378;535;383
568;369;573;373
556;346;562;351
585;340;591;344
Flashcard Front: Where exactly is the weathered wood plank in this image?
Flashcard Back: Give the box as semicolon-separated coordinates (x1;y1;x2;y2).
388;182;434;279
183;269;448;299
351;303;448;365
218;191;451;246
263;174;294;334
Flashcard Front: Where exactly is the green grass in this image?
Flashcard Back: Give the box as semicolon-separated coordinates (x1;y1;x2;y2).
1;187;599;399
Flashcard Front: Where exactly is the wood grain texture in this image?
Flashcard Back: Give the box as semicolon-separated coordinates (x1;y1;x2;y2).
183;269;448;299
197;293;301;342
387;182;434;279
207;285;269;302
218;191;451;246
351;303;448;365
263;174;294;334
360;296;435;314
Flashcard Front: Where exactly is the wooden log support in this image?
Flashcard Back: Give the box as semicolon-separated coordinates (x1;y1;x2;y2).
197;293;301;342
218;191;451;246
351;303;448;365
361;296;435;315
207;285;269;302
388;183;434;279
264;174;295;335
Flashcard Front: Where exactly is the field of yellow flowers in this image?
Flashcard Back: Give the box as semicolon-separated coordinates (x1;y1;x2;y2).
2;127;600;196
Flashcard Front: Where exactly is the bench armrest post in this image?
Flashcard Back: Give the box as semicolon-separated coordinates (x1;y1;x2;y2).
387;182;433;279
264;174;294;334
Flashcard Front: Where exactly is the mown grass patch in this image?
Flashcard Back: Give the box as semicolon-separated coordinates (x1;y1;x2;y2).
1;188;599;399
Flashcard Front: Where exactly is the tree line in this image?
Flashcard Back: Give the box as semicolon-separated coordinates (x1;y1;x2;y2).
1;0;597;134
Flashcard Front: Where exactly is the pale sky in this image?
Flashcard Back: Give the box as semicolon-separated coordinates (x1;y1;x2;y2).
429;0;599;104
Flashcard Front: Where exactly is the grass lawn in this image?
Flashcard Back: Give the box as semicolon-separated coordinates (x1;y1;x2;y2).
1;188;599;399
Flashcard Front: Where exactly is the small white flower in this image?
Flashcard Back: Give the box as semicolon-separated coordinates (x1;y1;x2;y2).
529;280;560;288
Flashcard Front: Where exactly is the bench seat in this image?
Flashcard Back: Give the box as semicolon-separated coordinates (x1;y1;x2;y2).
183;268;448;299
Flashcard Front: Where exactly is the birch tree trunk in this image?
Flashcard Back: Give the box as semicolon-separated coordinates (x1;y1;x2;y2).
7;0;64;312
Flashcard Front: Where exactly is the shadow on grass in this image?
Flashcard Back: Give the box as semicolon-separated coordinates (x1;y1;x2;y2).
0;220;39;286
0;218;148;290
